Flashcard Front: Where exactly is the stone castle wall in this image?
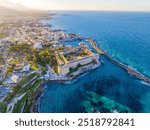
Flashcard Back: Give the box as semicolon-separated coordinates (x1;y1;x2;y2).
58;54;99;75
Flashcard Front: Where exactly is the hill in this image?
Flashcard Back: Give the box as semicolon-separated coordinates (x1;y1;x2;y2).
0;0;28;11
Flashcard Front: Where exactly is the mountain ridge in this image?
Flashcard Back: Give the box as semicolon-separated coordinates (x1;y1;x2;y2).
0;0;29;11
0;1;49;18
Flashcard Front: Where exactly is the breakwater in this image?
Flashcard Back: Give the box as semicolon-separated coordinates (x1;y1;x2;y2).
86;38;150;84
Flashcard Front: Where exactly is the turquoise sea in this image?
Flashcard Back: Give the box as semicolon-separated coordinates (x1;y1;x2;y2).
39;11;150;113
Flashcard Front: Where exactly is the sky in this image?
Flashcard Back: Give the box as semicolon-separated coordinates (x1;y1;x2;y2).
3;0;150;11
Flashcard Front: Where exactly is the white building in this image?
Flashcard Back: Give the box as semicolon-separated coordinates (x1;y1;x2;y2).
34;43;42;49
22;65;30;72
10;74;19;83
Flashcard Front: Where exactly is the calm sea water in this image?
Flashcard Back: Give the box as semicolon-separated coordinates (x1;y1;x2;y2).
39;11;150;113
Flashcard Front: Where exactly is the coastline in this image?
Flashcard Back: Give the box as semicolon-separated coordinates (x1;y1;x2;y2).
30;81;45;113
31;13;150;113
31;61;101;113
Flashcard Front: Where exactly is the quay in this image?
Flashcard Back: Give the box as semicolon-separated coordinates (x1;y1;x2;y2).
86;38;104;54
86;38;150;84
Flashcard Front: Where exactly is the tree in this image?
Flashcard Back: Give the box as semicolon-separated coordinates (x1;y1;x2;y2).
0;103;6;113
77;63;82;68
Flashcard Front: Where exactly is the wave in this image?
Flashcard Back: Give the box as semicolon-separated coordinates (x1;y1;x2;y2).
118;59;150;80
98;41;150;80
104;48;150;77
64;72;89;84
140;81;150;86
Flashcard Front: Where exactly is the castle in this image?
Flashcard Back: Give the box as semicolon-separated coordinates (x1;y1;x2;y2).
55;44;100;75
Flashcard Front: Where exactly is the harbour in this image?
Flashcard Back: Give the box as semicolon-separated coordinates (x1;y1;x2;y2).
86;38;150;84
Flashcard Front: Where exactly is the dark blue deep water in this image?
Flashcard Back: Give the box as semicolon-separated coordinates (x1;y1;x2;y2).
39;11;150;113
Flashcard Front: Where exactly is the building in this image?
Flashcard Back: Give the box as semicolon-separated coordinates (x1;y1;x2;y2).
22;64;30;72
55;44;100;75
4;74;19;85
10;74;19;83
33;42;42;49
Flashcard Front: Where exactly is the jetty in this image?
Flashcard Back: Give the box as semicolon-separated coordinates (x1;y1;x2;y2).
86;38;150;84
86;38;104;54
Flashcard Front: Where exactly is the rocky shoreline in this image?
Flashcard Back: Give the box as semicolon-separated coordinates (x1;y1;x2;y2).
31;13;150;113
31;61;101;113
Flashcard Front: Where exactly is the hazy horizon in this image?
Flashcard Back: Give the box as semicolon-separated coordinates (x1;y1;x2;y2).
0;0;150;12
